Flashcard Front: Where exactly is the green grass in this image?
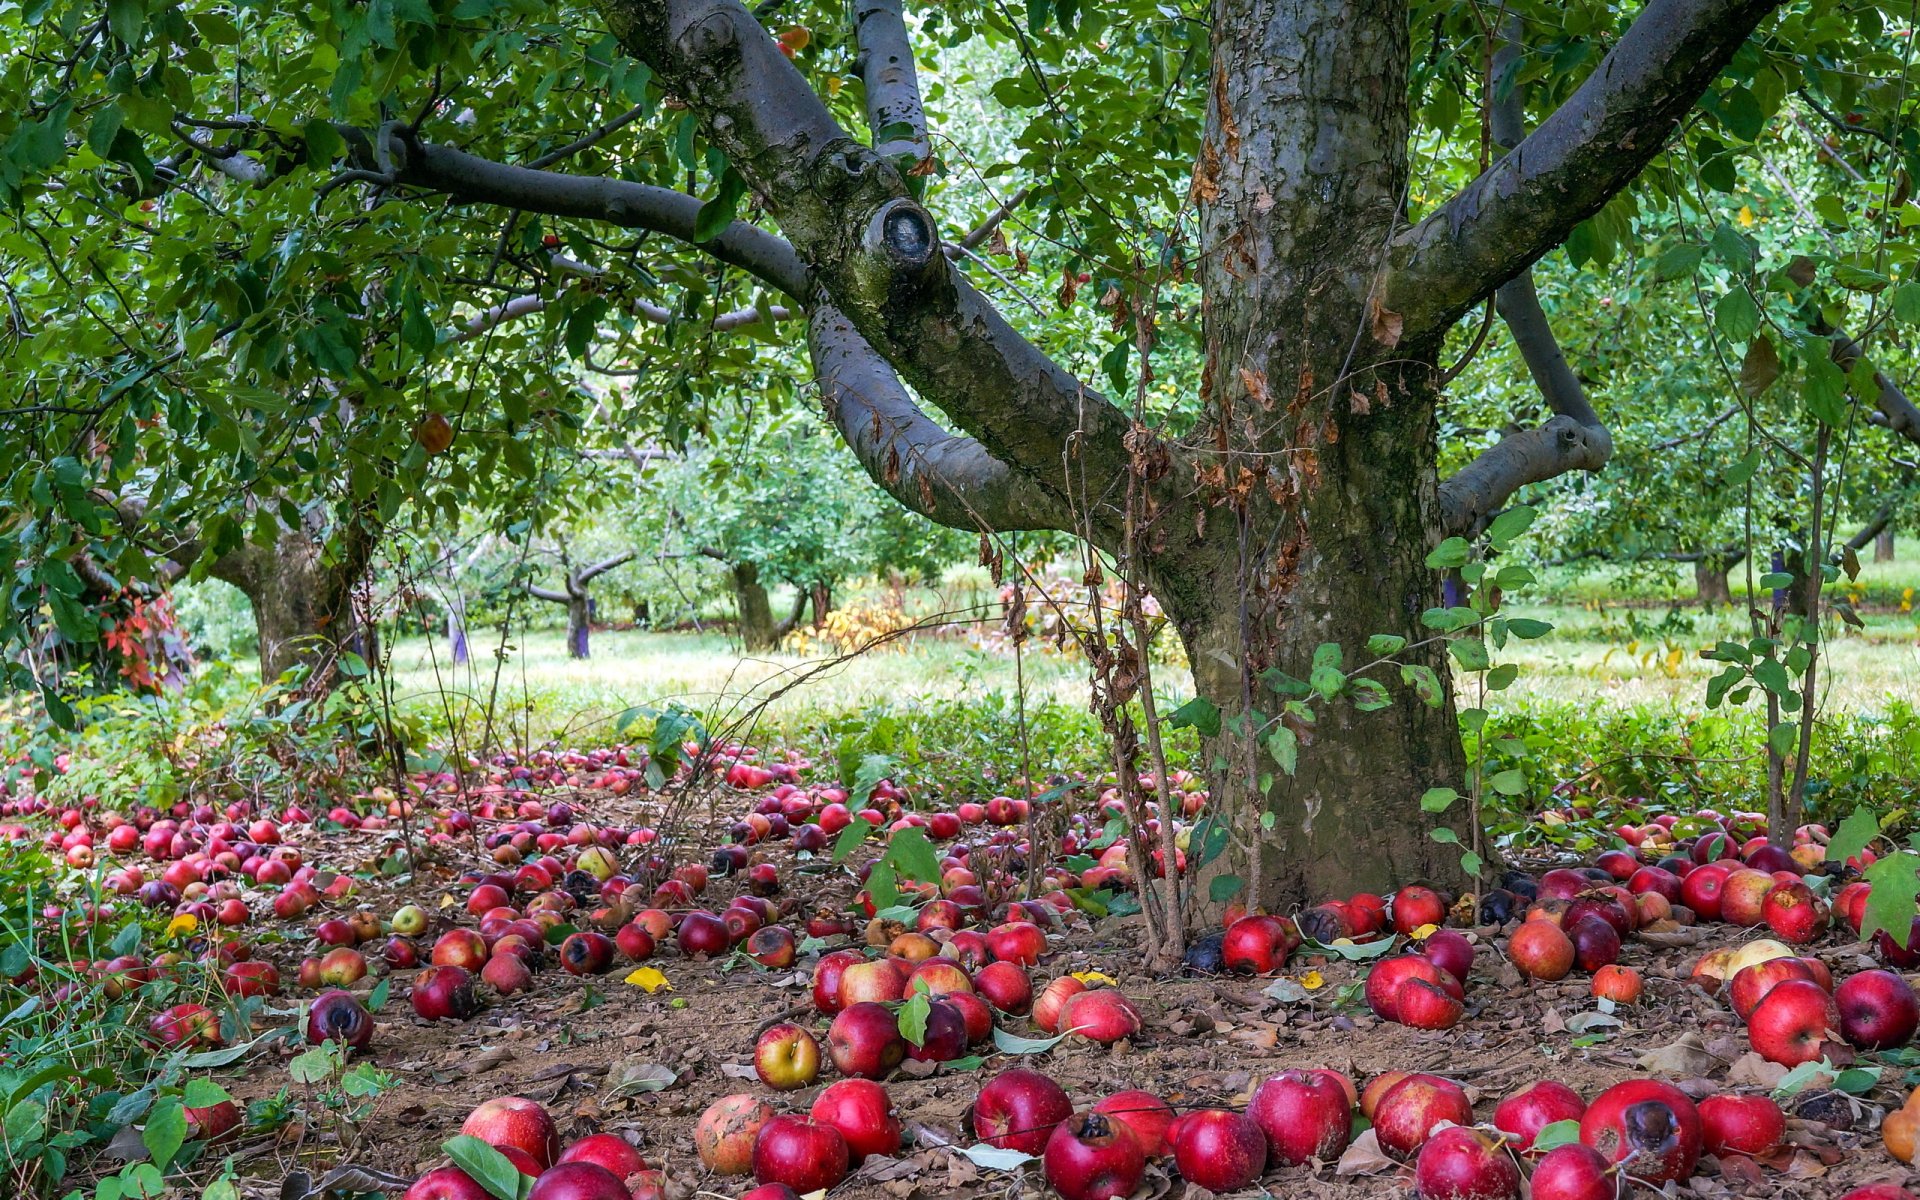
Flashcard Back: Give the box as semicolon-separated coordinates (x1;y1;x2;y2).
383;595;1920;746
1536;536;1920;605
385;626;1100;746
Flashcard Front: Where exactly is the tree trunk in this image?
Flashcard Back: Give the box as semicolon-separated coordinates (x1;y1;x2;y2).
241;529;369;684
1154;0;1468;908
1695;558;1734;609
447;594;470;665
733;562;778;651
566;593;591;658
811;581;831;629
1877;529;1896;562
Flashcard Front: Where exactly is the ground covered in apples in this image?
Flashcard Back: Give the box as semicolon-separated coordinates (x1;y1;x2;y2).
183;781;1915;1200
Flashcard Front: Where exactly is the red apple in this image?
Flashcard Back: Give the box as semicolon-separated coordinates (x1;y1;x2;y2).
1169;1109;1267;1193
1033;975;1089;1033
973;961;1033;1014
1092;1091;1174;1158
1761;881;1828;944
986;921;1048;965
463;1097;561;1169
1222;915;1292;974
675;910;729;957
1392;885;1447;934
812;950;863;1014
695;1095;774;1175
526;1163;626;1200
1729;957;1818;1021
1748;977;1842;1066
404;1168;492;1200
827;1001;907;1079
1414;1126;1521;1200
838;958;908;1007
1837;968;1920;1049
810;1079;901;1164
1419;928;1476;984
1697;1093;1784;1157
557;1134;648;1181
1043;1111;1145;1200
432;928;489;970
306;990;374;1050
1249;1069;1351;1165
1578;1079;1701;1184
412;964;479;1021
751;1115;848;1194
973;1067;1073;1155
1057;988;1142;1043
1528;1143;1616;1200
1506;920;1574;982
1492;1080;1585;1150
1374;1074;1472;1159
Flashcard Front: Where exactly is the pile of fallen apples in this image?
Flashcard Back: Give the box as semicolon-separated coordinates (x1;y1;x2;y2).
16;738;1920;1200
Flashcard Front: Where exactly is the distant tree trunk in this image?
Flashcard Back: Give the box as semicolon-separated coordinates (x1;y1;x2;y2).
810;581;831;628
566;594;591;658
1695;557;1734;609
1877;529;1896;562
527;551;635;660
447;594;470;665
733;562;778;650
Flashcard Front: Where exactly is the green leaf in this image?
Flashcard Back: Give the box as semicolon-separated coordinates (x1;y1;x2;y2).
991;1027;1068;1056
1459;850;1484;877
1488;769;1527;796
1365;634;1406;656
1425;537;1471;569
1167;696;1220;736
693;169;748;243
444;1135;528;1200
1263;725;1298;777
1833;264;1892;292
1447;638;1491;672
897;991;931;1047
1802;352;1847;426
1860;853;1920;946
1208;874;1245;903
367;977;390;1013
1714;288;1760;342
1505;618;1552;639
831;817;872;863
1827;808;1880;865
1484;505;1537;548
1400;664;1443;707
1651;243;1705;282
143;1097;186;1171
180;1079;230;1107
884;826;940;884
1420;787;1458;813
107;0;145;43
1429;827;1460;845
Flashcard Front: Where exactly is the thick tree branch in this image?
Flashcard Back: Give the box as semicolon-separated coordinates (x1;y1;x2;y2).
592;0;1134;511
526;583;570;603
853;0;931;165
1437;26;1614;535
1821;321;1920;445
457;291;790;342
381;131;811;300
809;305;1070;532
1387;0;1782;338
575;551;637;584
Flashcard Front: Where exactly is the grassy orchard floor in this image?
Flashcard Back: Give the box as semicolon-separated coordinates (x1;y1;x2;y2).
20;769;1918;1200
372;598;1920;756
